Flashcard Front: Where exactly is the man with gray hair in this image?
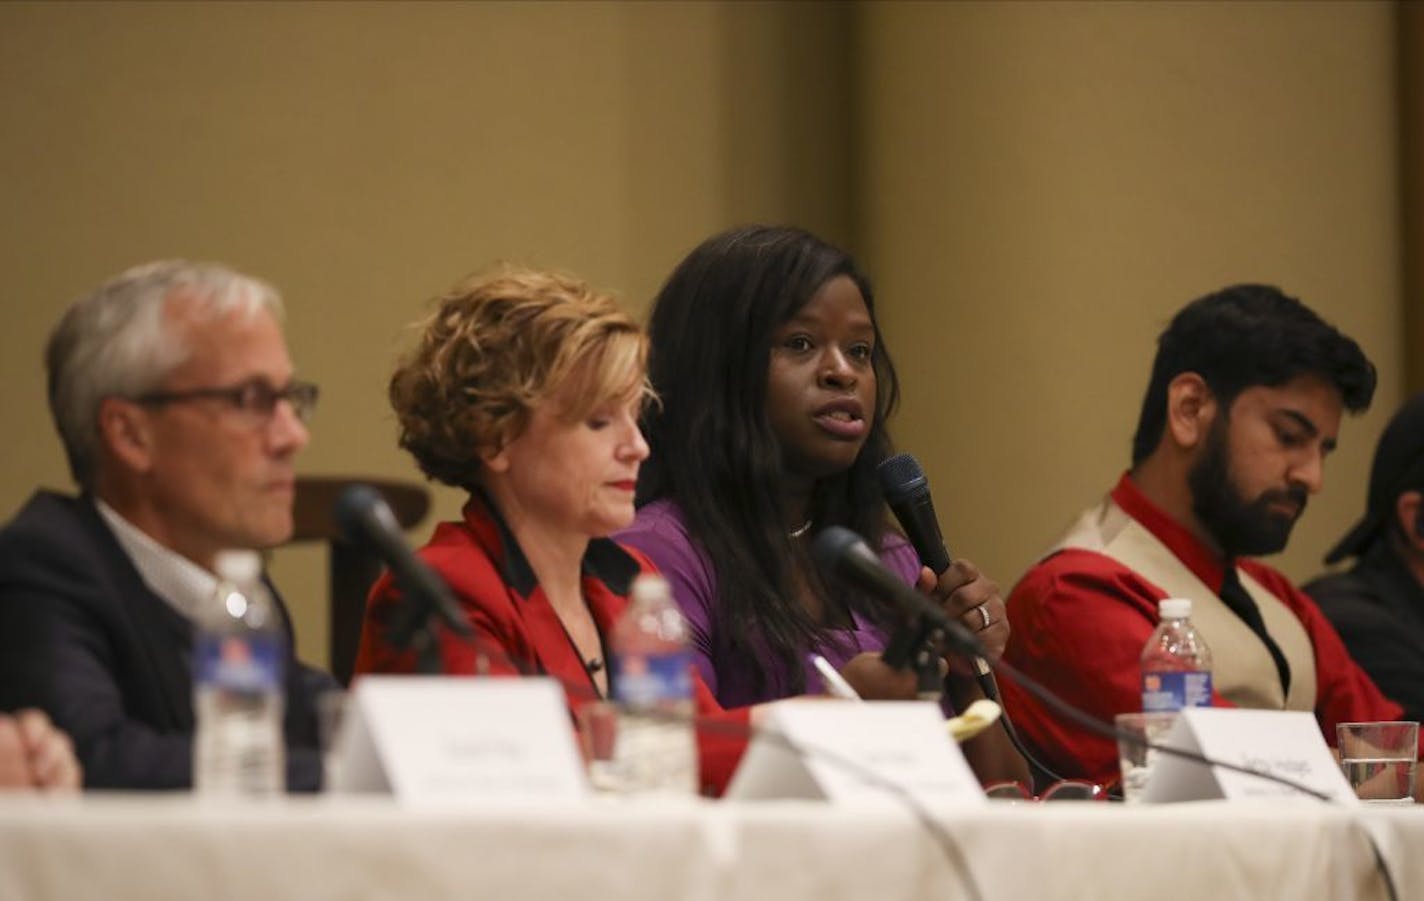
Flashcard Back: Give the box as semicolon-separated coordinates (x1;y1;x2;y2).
0;261;329;790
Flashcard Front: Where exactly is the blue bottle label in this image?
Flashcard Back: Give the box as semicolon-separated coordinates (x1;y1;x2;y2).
195;634;284;692
610;651;693;708
1141;671;1212;712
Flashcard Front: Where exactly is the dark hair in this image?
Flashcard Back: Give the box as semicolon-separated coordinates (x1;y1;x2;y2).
637;225;901;693
1325;391;1424;563
1130;284;1376;465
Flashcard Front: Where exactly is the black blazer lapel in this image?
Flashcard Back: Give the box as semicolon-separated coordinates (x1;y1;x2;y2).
74;499;197;731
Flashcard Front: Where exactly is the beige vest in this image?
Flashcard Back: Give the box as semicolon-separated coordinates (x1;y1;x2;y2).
1053;496;1317;712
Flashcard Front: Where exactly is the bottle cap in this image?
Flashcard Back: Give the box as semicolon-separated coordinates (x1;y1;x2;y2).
630;572;671;604
214;550;262;585
1158;598;1192;620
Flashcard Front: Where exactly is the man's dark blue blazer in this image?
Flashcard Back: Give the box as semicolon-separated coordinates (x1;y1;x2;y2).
0;491;327;790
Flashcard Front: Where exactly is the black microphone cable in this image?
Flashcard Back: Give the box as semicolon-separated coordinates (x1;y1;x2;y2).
661;708;988;901
338;563;990;901
987;653;1398;901
335;505;1396;901
952;665;1073;788
815;523;1400;901
875;452;1070;787
464;622;1397;901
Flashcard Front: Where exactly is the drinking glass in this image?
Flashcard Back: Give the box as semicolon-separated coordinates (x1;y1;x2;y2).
577;700;621;792
316;689;348;791
1337;721;1418;805
1114;711;1179;803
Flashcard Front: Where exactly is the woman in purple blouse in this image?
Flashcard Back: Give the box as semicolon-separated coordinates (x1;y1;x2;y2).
617;225;1027;784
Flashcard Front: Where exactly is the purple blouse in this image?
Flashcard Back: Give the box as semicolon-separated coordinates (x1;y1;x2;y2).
616;499;925;709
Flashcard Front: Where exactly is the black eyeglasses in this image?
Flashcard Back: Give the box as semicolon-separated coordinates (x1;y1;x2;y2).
135;378;319;424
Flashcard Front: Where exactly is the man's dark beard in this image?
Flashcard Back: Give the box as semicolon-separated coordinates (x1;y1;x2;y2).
1188;419;1308;557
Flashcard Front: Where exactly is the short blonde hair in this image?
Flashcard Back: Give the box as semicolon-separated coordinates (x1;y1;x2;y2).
390;267;649;490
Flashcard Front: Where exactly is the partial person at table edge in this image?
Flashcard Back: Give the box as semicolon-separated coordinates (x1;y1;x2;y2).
0;709;80;792
1306;391;1424;723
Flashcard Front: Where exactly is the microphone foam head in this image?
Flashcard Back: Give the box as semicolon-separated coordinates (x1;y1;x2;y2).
877;452;928;502
333;484;384;542
810;525;868;576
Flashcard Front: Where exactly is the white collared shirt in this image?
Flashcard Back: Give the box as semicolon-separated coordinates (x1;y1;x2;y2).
95;499;220;624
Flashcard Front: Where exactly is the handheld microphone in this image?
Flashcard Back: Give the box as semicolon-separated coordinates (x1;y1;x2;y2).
810;526;981;659
333;485;472;641
878;453;951;574
878;453;995;683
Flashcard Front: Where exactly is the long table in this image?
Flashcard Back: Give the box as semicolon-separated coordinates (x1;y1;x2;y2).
0;794;1418;900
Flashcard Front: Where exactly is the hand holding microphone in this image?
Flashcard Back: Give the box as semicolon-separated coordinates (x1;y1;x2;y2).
911;560;1008;669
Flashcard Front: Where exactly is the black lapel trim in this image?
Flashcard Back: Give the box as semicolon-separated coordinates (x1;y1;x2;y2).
471;487;539;596
471;488;641;598
582;537;640;596
72;494;196;730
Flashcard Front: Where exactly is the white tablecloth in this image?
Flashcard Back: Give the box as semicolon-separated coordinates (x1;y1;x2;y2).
0;794;1418;900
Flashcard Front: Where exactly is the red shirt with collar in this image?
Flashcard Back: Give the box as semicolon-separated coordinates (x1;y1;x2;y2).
1000;473;1403;786
353;493;749;796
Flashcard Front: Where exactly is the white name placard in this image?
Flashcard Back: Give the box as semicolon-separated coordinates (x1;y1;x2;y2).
1143;707;1356;804
329;676;588;804
725;699;984;805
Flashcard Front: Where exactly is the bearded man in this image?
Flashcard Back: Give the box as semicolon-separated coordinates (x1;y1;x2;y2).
1000;284;1408;787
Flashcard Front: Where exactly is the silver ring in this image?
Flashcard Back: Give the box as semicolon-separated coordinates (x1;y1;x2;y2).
974;603;991;631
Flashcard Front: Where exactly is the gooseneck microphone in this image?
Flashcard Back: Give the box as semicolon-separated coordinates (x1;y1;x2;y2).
334;485;475;673
811;526;982;659
815;523;1074;787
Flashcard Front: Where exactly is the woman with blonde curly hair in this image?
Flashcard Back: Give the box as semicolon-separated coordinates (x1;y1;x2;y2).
353;267;747;794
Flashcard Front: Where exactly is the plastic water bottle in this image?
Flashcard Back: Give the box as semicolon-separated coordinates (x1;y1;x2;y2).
607;573;697;795
193;550;286;795
1140;598;1213;712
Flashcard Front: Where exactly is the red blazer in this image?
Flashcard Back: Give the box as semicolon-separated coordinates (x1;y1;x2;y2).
353;492;748;795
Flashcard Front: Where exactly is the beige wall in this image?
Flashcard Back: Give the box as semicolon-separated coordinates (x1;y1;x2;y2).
0;1;854;665
0;1;1404;667
861;0;1402;591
